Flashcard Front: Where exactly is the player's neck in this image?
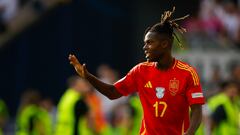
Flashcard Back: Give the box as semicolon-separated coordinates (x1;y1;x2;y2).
156;54;174;70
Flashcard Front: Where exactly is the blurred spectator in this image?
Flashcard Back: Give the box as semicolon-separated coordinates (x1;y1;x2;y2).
0;99;9;135
85;86;112;135
208;81;239;135
40;98;57;134
16;89;52;135
110;103;132;135
96;65;143;135
109;95;142;135
128;95;142;135
0;0;18;33
205;65;223;98
96;64;127;118
184;18;223;49
184;13;205;49
97;64;119;84
19;0;31;7
55;76;90;135
0;5;7;33
218;0;240;47
230;63;240;84
200;0;225;38
184;0;240;49
195;104;211;135
214;0;240;47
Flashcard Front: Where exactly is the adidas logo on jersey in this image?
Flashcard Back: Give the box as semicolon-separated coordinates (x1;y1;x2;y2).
144;81;152;88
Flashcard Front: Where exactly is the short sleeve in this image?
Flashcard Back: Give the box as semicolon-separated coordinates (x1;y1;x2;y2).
186;67;205;105
114;65;139;96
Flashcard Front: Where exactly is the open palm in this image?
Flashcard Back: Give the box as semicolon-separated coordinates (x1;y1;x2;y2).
68;54;87;78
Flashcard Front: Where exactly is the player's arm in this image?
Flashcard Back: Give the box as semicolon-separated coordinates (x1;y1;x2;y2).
184;66;205;135
68;54;122;99
185;104;202;135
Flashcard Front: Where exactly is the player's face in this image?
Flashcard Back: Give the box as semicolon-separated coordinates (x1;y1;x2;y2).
143;32;168;62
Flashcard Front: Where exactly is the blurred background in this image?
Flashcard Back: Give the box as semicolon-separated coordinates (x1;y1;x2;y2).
0;0;240;135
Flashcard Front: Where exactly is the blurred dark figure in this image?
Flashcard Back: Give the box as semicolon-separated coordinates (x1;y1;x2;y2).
110;102;132;135
109;95;142;135
208;81;239;135
220;1;240;48
205;65;223;98
0;99;9;135
96;64;127;118
84;86;112;135
0;3;7;33
97;64;119;84
55;76;90;135
19;0;31;7
16;89;52;135
128;95;142;135
230;63;240;84
0;0;18;33
40;97;56;134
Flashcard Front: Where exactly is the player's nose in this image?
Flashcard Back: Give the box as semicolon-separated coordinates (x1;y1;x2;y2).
143;44;148;51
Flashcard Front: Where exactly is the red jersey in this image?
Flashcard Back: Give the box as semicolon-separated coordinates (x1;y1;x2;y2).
114;59;205;135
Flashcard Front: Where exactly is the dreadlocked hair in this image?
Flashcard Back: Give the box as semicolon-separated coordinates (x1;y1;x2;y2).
146;7;189;49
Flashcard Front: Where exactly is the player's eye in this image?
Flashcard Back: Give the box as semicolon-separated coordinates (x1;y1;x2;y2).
146;40;154;44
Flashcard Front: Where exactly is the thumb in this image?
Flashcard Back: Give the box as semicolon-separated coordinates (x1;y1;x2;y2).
82;63;89;77
83;63;87;71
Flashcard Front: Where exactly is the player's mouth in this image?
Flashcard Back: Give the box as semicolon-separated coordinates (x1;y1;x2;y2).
144;51;150;58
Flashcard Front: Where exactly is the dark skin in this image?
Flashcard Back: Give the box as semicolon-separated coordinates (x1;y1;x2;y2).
143;32;174;70
69;31;202;135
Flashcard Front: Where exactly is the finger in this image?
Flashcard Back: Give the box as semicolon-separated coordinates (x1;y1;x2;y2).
83;63;89;73
68;54;74;59
69;56;75;65
69;55;81;65
83;63;86;70
68;54;75;60
68;54;75;61
68;56;79;65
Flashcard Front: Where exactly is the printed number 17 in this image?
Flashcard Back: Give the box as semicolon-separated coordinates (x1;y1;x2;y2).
153;101;167;117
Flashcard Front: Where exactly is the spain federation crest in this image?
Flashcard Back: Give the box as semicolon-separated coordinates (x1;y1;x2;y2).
155;87;165;99
169;78;179;96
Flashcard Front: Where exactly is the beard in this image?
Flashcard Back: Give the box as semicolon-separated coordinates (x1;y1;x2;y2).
146;52;164;62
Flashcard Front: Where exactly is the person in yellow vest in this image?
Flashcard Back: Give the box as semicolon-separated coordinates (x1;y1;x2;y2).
40;97;56;135
129;95;143;135
208;81;239;135
108;95;142;135
110;102;132;135
0;99;8;135
55;76;91;135
16;89;52;135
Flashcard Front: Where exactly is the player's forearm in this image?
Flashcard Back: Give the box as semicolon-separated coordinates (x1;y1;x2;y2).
85;72;122;100
186;104;202;135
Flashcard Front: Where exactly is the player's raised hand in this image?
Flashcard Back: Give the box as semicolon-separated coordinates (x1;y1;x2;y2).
68;54;88;78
